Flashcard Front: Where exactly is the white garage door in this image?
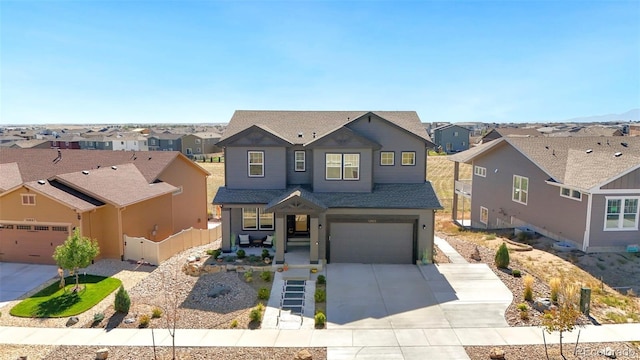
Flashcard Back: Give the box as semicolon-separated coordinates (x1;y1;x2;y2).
329;222;414;264
0;223;69;264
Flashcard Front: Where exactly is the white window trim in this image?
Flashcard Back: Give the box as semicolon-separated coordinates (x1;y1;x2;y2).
604;196;639;231
560;187;582;201
325;153;343;180
401;151;416;166
259;211;274;230
21;194;36;206
380;151;394;166
294;151;306;172
512;175;528;205
480;206;489;225
343;153;360;180
474;166;486;178
248;151;264;177
242;208;258;230
326;153;360;180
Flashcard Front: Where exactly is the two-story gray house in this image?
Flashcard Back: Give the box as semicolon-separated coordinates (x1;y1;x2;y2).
449;136;640;252
148;133;183;151
431;124;470;154
213;111;442;265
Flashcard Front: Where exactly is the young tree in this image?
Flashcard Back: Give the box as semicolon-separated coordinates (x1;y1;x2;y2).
52;228;100;292
494;242;510;269
541;282;582;360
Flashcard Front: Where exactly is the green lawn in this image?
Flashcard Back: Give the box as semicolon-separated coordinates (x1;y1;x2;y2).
10;275;122;318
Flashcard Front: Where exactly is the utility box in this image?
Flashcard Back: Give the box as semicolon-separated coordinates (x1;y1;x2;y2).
580;287;591;316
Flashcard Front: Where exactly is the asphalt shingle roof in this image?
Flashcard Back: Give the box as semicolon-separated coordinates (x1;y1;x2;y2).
220;110;432;145
214;183;443;210
0;162;23;192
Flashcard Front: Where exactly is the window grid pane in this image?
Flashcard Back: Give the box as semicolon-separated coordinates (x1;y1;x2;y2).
401;152;415;165
243;208;258;230
259;212;274;230
326;154;342;179
381;152;394;165
343;154;359;180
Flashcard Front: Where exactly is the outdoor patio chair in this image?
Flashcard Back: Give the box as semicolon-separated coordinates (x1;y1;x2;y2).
263;235;273;247
238;234;251;248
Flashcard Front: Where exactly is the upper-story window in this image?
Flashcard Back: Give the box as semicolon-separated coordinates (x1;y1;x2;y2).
295;151;305;172
21;194;36;206
380;151;394;166
605;197;639;230
168;140;173;145
512;175;528;205
150;139;156;145
474;166;486;177
454;131;459;137
248;151;264;177
326;153;359;180
195;139;201;144
401;152;416;166
560;187;581;201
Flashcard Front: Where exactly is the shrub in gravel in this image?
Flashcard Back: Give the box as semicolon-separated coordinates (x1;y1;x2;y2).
236;249;246;259
512;269;521;277
495;242;510;269
315;311;326;327
260;270;272;282
249;308;262;323
139;314;150;328
523;275;534;301
230;319;238;328
244;271;253;283
317;275;326;285
258;287;270;300
152;307;163;319
549;277;561;303
114;285;131;313
93;312;105;323
315;288;326;303
261;249;270;260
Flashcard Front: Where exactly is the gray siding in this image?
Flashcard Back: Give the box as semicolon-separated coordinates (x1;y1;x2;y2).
601;168;640;190
347;114;426;183
312;148;372;192
228;207;274;240
588;193;640;248
471;144;588;247
434;126;470;154
286;147;312;185
225;146;287;189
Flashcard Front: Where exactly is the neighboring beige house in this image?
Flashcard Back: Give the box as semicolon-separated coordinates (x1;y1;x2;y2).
181;132;221;157
0;148;210;264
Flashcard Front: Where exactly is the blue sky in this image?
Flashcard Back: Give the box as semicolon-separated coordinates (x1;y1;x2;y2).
2;1;639;125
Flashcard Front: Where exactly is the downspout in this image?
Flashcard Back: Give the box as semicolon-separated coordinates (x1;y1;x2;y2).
118;206;125;261
583;193;593;252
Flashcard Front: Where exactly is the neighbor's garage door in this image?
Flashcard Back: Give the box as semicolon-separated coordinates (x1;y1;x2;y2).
0;223;69;264
329;222;414;264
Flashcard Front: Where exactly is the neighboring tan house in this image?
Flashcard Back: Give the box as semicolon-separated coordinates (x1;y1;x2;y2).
431;124;470;154
7;139;51;149
214;110;442;265
181;132;221;157
449;136;640;253
0;148;210;264
482;127;542;142
547;126;624;138
148;133;183;151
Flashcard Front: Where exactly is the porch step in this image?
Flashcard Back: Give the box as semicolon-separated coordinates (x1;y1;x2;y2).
287;280;306;285
287;238;310;247
285;285;305;292
283;292;304;299
282;299;304;306
282;305;303;314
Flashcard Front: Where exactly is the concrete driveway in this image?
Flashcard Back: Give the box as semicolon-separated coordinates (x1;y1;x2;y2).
326;263;512;330
0;262;58;309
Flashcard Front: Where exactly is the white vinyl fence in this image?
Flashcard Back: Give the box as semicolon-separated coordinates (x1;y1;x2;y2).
124;226;221;265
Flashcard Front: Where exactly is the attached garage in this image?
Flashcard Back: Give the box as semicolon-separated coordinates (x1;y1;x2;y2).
328;220;416;264
0;223;69;264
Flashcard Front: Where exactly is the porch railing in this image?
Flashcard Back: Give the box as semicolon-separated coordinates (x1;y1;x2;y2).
455;179;472;198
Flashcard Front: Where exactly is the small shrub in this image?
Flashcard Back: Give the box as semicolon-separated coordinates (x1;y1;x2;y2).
261;249;270;259
230;319;239;328
549;277;561;303
244;271;253;282
485;233;496;240
225;256;235;263
206;249;222;258
315;288;326;303
315;311;326;327
517;303;528;312
523;274;534;301
520;309;529;320
260;271;272;282
93;312;105;323
258;287;270;300
512;269;521;277
249;308;261;323
139;314;150;328
517;231;532;242
257;302;265;311
236;249;246;259
317;275;326;285
114;285;131;313
248;255;260;263
495;242;510;269
151;307;163;319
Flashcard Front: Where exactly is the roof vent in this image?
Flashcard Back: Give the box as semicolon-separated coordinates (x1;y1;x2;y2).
586;149;593;154
148;157;152;160
111;166;118;170
312;132;316;138
621;142;628;147
597;142;601;145
614;152;622;157
82;170;89;175
545;145;549;149
298;132;303;138
37;180;46;185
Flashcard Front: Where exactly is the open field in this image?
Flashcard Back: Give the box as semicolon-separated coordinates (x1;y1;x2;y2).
196;161;225;214
427;154;471;214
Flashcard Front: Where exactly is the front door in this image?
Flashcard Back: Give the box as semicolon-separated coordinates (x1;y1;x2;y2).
287;214;309;237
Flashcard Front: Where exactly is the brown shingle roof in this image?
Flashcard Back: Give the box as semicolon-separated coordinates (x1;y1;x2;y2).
221;110;432;144
54;164;177;207
0;148;180;183
25;180;101;212
0;162;23;192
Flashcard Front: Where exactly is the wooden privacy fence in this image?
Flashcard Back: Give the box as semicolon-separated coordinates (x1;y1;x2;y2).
124;226;221;265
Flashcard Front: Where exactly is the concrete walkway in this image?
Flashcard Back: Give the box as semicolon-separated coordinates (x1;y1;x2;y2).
434;236;468;264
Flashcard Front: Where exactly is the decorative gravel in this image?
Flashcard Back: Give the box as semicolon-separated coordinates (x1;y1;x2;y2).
465;342;639;360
